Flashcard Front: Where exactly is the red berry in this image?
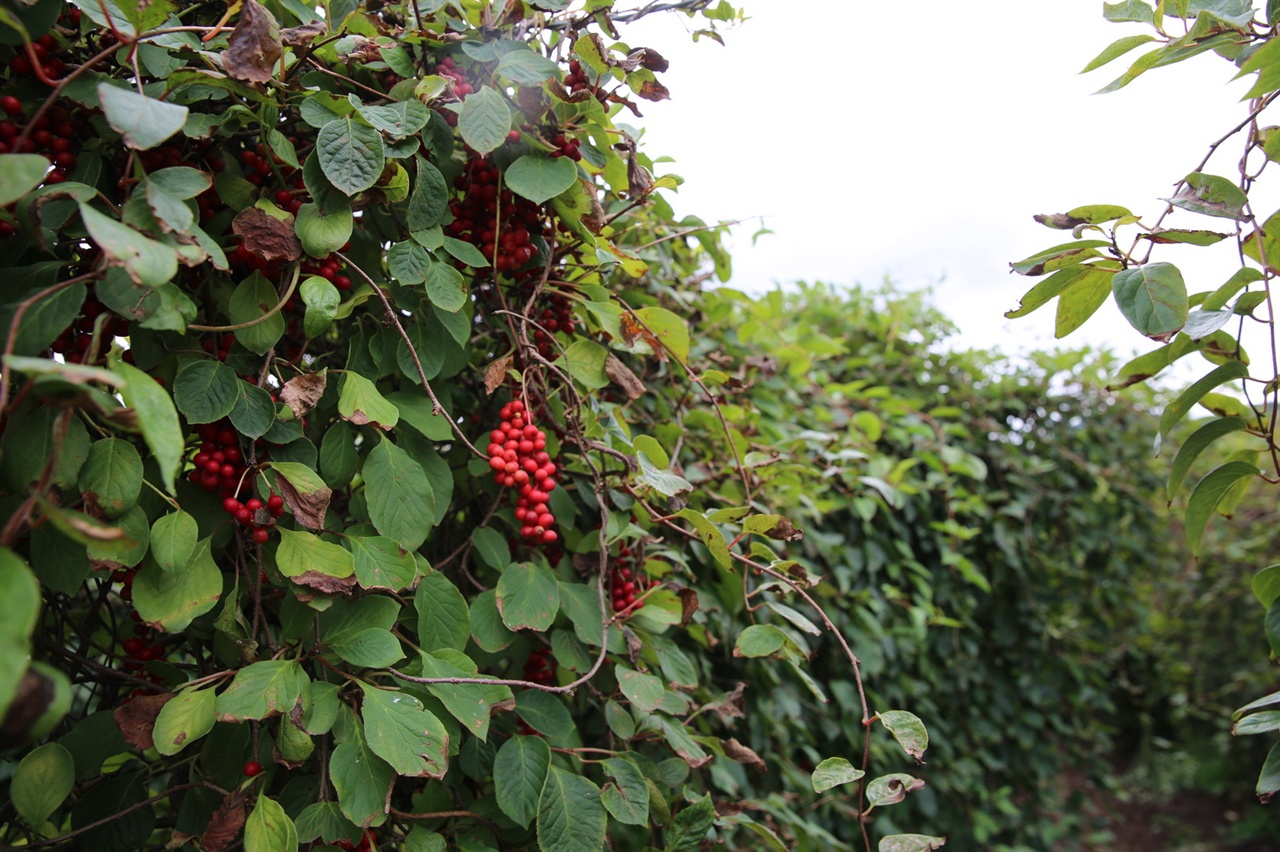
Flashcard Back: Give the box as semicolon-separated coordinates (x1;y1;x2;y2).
0;95;21;117
252;528;270;544
223;497;241;513
246;498;262;511
123;637;146;656
243;761;263;777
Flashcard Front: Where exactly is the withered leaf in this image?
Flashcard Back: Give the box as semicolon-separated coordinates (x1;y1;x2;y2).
114;692;174;750
635;78;670;102
626;153;654;200
280;372;326;419
677;587;698;628
484;354;514;394
222;0;282;84
544;78;596;104
201;791;247;852
619;47;669;73
604;354;646;401
280;21;327;47
621;624;644;663
709;682;747;724
273;472;331;531
762;516;804;542
723;737;766;771
232;207;301;262
1032;212;1084;230
292;570;356;595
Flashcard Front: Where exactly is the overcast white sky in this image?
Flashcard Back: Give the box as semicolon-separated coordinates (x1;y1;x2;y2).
621;1;1266;358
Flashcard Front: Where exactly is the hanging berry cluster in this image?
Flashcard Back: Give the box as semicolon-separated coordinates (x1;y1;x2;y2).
221;493;286;544
112;571;169;699
188;421;250;496
523;647;556;686
485;400;559;545
7;32;68;85
533;292;577;360
609;543;647;613
446;155;544;274
0;99;88;206
435;56;473;125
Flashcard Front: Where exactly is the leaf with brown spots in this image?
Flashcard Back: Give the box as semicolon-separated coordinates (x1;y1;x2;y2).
723;737;766;771
280;20;326;47
292;570;356;595
201;791;247;852
113;692;174;750
604;354;645;400
272;469;331;531
232;207;301;262
280;372;326;419
222;0;281;84
635;78;669;102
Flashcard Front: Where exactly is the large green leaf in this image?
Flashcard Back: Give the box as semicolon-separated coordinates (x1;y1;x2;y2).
457;86;511;155
1158;361;1249;438
1186;460;1259;555
229;272;286;354
494;735;551;828
132;538;222;631
296;202;353;257
348;535;417;591
329;716;394;828
276;527;355;579
1166;172;1249;220
600;757;650;826
1167;415;1247;498
245;795;299;852
0;153;53;206
496;562;561;631
0;548;41;718
338;371;400;430
12;743;75;827
317;117;386;195
80;202;179;288
1112;262;1189;341
214;660;310;722
537;765;606;852
78;438;143;518
415;569;470;652
363;437;434;550
505;153;578;204
173;359;239;424
416;651;503;740
153;688;216;755
359;682;450;778
98;84;188;150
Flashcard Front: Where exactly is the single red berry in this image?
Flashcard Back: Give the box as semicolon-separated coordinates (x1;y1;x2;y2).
246;498;263;511
243;761;263;777
0;95;21;117
252;528;270;544
222;497;241;513
267;494;284;513
123;637;146;656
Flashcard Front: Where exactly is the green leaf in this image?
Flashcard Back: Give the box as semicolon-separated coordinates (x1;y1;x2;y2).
406;158;448;231
98;84;188;150
1081;33;1158;73
357;100;430;139
878;835;947;852
330;627;404;668
230;379;276;439
1259;741;1280;802
505;153;578;205
348;535;417;591
675;509;732;573
0;154;52;206
1234;710;1280;735
878;710;929;762
12;743;75;826
296;202;353;257
494;734;551;828
667;793;716;850
515;689;575;738
441;236;491;268
317;117;386;195
495;48;562;84
330;716;394;828
1010;240;1109;276
80;203;179;288
153;687;216;755
132;537;222;631
320;420;359;488
458;86;511;155
416;651;500;740
78;438;143;517
1112;262;1189;341
557;338;609;389
229;272;286;354
1267;598;1280;655
1187;460;1259;555
601;757;650;825
301;276;340;338
537;765;606;852
496;562;561;631
276;527;356;579
0;549;41;718
1255;564;1280;609
635;306;690;363
215;660;309;722
1166;172;1249;220
469;589;516;652
1104;0;1154;23
415;570;471;652
615;664;664;712
471;527;511;572
338;371;400;430
359;682;450;778
364;437;434;550
734;624;788;658
246;795;299;852
388;240;431;284
1159;361;1249;438
1168;415;1246;498
424;257;467;313
811;756;865;793
173;359;238;424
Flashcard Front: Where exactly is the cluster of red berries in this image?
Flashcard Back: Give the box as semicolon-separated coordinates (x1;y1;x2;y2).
523;647;556;685
188;421;251;496
202;332;237;363
300;250;353;291
435;56;472;126
8;34;67;84
485;400;559;545
221;492;285;544
446;155;545;274
533;292;576;360
112;573;171;699
563;59;591;94
548;134;583;162
49;294;130;364
0;99;87;202
609;543;646;613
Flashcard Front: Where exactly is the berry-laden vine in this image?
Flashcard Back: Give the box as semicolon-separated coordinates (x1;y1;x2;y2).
0;0;942;850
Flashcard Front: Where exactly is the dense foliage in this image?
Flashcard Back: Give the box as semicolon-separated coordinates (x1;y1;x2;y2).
0;1;954;851
1006;0;1280;806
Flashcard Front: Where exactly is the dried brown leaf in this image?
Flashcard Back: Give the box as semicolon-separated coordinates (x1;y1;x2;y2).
280;20;326;47
232;207;301;262
484;354;514;394
273;472;331;531
201;791;247;852
114;692;174;750
762;516;804;542
604;354;645;401
280;372;326;419
677;587;698;628
222;0;281;84
292;570;356;595
636;78;669;102
723;737;766;770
